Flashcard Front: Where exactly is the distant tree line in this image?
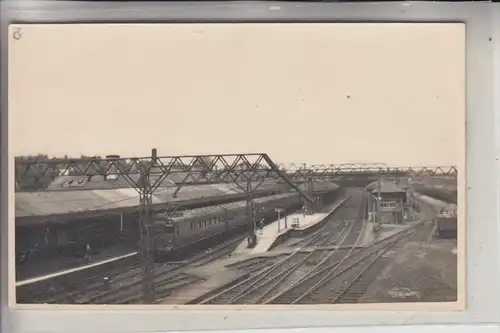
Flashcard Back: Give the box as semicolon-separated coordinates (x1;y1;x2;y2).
15;154;103;191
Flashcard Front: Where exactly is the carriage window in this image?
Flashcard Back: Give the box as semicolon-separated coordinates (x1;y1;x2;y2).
164;225;175;234
380;201;396;209
198;221;202;228
176;226;180;235
204;221;207;227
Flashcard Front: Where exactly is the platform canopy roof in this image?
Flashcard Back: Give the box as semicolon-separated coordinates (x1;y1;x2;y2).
15;178;340;225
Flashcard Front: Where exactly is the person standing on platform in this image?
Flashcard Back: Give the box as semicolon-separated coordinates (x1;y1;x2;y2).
84;243;92;262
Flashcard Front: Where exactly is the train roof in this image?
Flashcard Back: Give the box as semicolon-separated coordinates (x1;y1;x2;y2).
164;192;300;221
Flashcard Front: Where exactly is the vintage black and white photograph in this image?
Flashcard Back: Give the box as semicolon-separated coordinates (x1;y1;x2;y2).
9;23;465;308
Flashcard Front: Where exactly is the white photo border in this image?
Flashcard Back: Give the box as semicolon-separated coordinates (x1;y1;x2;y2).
1;1;499;333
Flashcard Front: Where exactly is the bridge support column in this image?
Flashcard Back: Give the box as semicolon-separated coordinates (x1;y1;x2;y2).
245;180;257;248
303;177;315;215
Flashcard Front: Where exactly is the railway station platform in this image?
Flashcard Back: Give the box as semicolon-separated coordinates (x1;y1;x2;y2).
16;244;137;283
231;197;350;256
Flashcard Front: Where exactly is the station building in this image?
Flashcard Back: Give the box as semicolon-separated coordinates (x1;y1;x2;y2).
366;180;407;225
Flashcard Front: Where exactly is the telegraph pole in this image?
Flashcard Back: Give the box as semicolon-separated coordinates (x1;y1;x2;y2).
305;177;314;214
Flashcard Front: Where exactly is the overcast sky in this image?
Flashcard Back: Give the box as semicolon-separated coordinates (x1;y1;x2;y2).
9;23;465;166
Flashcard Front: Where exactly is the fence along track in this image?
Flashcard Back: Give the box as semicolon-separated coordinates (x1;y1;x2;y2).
269;226;418;304
196;190;366;305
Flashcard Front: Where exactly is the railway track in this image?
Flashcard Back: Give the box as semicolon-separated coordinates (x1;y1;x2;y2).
24;260;143;303
199;250;310;304
288;190;364;249
118;273;204;304
89;235;246;304
267;226;417;304
226;256;284;272
36;235;246;304
196;190;367;305
331;223;431;304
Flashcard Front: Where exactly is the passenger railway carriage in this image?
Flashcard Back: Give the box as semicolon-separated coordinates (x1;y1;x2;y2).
153;192;303;254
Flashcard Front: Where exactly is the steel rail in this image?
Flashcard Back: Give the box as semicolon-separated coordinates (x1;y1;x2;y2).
264;222;419;304
226;194;363;304
262;193;366;303
197;248;303;304
229;225;351;304
330;231;416;304
291;227;418;304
